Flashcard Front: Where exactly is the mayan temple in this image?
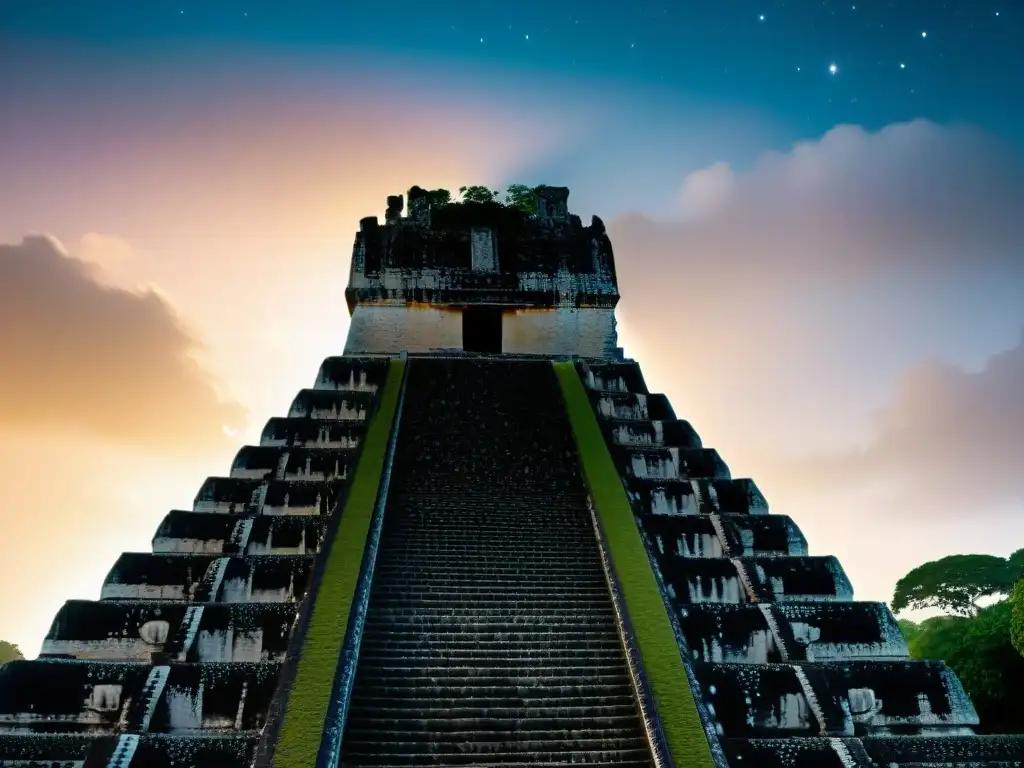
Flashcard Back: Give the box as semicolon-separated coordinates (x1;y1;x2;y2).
3;184;1024;768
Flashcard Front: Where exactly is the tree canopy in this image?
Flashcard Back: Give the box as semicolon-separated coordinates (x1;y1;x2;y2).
457;185;501;204
0;640;23;665
420;184;546;213
891;553;1018;617
1010;577;1024;656
504;184;539;214
905;601;1024;734
423;188;452;208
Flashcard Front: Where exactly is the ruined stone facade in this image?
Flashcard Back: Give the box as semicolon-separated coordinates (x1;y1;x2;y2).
0;186;1021;767
343;186;621;358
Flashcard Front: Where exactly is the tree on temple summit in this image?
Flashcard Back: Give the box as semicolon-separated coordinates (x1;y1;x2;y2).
0;641;22;665
504;184;539;214
425;188;452;208
891;553;1017;617
458;185;500;204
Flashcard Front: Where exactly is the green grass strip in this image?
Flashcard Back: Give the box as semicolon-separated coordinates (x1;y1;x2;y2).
272;358;406;768
553;361;716;768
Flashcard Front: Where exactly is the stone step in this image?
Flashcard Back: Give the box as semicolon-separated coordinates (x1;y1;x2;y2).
380;540;597;553
364;618;610;626
353;663;631;679
343;726;645;743
371;578;603;591
348;703;641;721
383;516;588;528
360;636;623;652
373;564;598;576
370;583;610;596
341;736;648;755
357;647;626;664
363;618;618;633
352;688;636;706
347;693;640;711
368;597;612;610
374;554;602;567
340;747;654;766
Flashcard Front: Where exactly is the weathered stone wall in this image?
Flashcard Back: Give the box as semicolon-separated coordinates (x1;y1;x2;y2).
502;308;617;358
344;305;463;354
343;304;617;356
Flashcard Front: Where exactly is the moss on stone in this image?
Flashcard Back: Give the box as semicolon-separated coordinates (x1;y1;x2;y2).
553;361;716;768
270;359;405;768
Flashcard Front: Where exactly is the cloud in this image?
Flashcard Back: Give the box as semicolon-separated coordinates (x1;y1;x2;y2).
0;235;245;454
76;232;136;272
608;119;1024;519
786;333;1024;510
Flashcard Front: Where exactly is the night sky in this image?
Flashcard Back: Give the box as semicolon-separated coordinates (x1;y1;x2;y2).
3;0;1021;145
1;2;1023;654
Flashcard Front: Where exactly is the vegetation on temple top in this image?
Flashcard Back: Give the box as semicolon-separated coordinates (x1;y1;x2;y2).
891;551;1024;617
272;360;406;768
0;641;22;666
424;183;543;214
554;362;717;768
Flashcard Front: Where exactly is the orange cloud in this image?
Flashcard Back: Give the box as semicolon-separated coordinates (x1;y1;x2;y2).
0;235;245;455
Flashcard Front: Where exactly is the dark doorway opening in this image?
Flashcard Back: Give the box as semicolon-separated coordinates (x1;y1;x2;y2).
463;306;503;354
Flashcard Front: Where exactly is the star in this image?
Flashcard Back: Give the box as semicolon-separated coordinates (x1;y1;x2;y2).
525;34;529;40
829;63;839;75
479;37;484;43
900;62;906;68
921;31;928;38
759;14;765;21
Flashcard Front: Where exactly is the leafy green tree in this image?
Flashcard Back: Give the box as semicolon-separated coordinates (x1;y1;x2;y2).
897;618;921;644
425;188;452;208
1010;578;1024;656
906;602;1024;733
504;184;538;214
891;554;1015;617
0;640;23;665
1008;548;1024;580
458;185;499;204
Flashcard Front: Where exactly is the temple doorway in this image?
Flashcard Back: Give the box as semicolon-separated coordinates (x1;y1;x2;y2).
462;306;503;354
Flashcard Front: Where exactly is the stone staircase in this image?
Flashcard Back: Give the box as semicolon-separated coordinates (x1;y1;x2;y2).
340;358;654;767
